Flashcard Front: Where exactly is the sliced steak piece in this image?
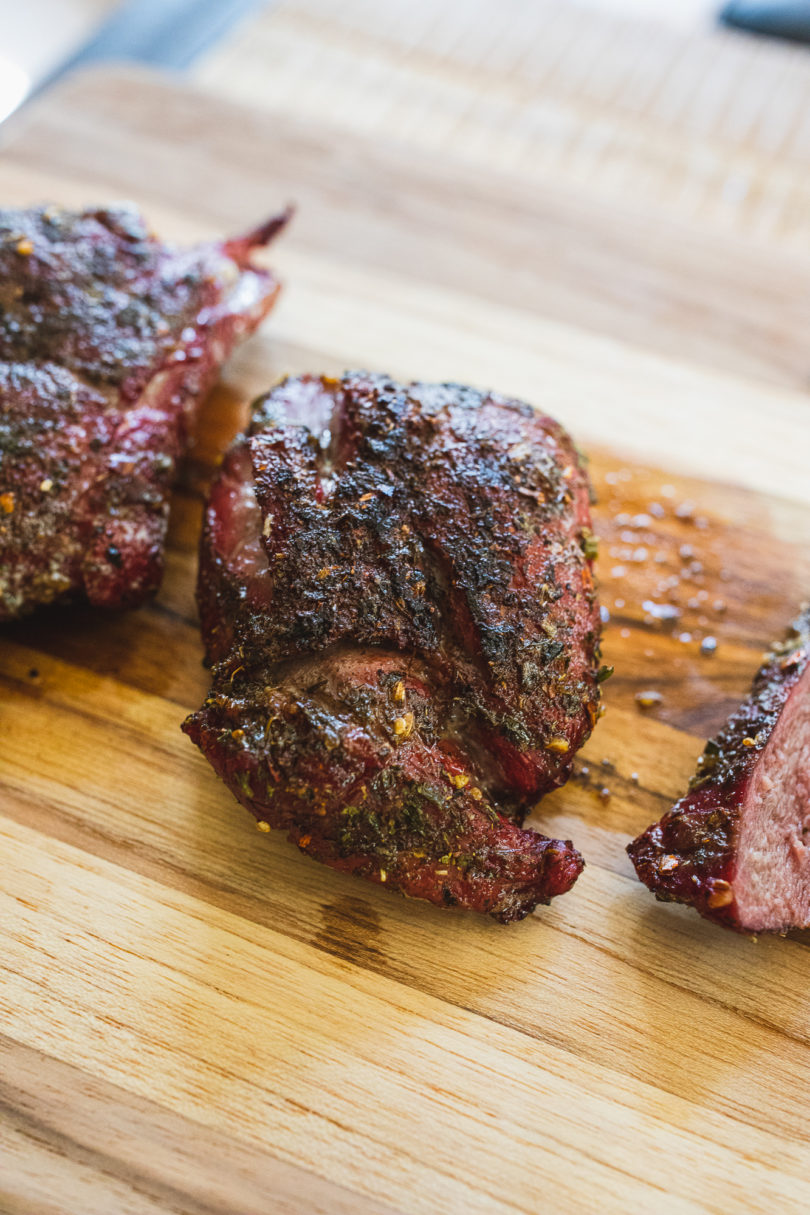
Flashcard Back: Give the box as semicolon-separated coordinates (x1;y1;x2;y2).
184;372;603;922
0;203;289;620
628;606;810;933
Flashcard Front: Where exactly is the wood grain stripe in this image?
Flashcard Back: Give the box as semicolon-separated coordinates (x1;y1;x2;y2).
195;0;810;249
3;816;810;1213
0;1035;389;1215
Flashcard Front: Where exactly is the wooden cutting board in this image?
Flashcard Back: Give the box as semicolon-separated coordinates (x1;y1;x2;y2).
2;66;810;1215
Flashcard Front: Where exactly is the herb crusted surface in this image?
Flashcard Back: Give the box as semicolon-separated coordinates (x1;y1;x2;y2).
0;204;287;619
185;372;602;922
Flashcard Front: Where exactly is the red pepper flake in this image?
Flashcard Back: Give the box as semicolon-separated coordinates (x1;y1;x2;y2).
707;880;734;909
393;711;415;739
0;492;15;514
546;736;570;753
298;834;312;848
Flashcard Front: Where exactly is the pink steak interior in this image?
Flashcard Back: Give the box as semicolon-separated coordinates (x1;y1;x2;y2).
735;662;810;931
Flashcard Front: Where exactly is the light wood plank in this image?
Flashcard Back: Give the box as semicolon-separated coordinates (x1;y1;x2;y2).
0;1036;386;1215
3;817;810;1215
196;0;810;250
4;639;810;1153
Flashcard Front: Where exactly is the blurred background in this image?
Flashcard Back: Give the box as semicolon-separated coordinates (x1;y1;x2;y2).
4;0;810;229
4;0;810;246
4;0;810;129
3;0;718;127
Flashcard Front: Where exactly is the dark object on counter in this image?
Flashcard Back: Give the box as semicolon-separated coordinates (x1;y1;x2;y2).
628;606;810;933
720;1;810;43
184;372;604;922
0;203;290;620
38;0;269;90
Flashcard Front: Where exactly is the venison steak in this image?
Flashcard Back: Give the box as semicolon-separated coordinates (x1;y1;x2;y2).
628;607;810;933
184;372;603;921
0;203;289;619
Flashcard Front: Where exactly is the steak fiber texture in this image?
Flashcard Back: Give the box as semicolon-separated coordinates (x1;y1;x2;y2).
0;203;289;620
628;606;810;933
184;372;603;922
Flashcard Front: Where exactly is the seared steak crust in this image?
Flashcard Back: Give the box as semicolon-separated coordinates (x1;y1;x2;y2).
0;204;288;619
628;607;810;932
185;372;602;921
